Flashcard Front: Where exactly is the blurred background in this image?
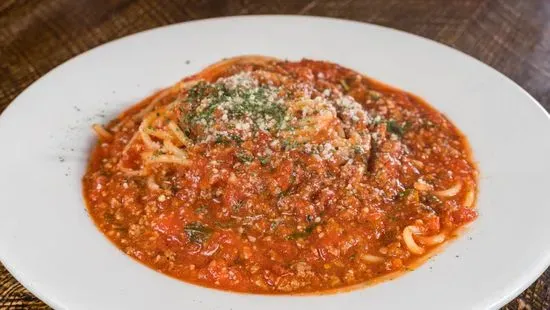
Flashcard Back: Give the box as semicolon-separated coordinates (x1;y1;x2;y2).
1;1;549;309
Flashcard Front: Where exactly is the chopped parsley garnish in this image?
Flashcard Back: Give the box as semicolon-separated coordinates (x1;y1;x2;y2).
287;224;318;240
397;188;414;199
235;151;254;163
229;133;243;144
270;219;282;231
422;194;442;205
397;188;420;205
353;145;364;155
386;120;409;137
184;222;213;244
186;81;208;102
183;74;288;142
258;156;271;166
232;200;244;212
214;135;231;145
282;139;300;150
373;115;384;124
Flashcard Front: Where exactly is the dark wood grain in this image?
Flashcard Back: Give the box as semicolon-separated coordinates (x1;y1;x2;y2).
0;0;549;309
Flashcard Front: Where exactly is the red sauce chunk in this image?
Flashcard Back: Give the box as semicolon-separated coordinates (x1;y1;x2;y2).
83;57;478;294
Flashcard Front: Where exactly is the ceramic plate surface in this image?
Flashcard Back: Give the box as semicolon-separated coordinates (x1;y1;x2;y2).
1;16;549;310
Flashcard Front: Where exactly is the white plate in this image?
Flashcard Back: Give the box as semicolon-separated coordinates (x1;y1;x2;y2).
1;16;549;310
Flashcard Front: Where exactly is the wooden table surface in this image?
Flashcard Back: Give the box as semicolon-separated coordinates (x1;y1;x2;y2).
1;0;549;309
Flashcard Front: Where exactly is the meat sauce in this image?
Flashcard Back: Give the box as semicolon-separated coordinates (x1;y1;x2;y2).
83;58;477;294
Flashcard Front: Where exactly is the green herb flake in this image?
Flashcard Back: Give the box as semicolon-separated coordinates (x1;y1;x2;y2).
232;200;244;212
373;115;384;125
386;120;409;137
186;81;208;102
214;135;230;145
277;188;290;199
353;145;364;155
184;222;213;244
258;156;270;166
282;139;300;150
287;224;318;240
235;151;254;163
270;218;283;231
423;194;442;205
229;134;243;144
397;188;413;199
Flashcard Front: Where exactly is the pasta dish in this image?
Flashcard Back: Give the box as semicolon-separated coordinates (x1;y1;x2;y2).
83;56;478;294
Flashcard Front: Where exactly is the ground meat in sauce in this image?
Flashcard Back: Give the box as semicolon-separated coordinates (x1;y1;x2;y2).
83;58;478;294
